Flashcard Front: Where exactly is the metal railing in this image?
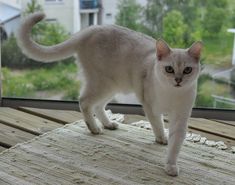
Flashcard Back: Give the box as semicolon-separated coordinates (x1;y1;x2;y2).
80;0;98;9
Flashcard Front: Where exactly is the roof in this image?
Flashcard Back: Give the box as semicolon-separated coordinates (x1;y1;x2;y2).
0;2;20;24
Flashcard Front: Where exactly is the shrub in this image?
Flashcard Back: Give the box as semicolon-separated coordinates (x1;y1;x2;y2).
25;63;78;91
2;68;34;97
163;10;188;47
62;81;80;100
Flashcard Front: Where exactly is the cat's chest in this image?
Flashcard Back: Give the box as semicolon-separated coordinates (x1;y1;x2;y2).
154;88;194;113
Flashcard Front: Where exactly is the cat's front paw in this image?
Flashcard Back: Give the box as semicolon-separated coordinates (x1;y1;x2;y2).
165;163;179;176
104;121;119;130
155;135;168;145
86;123;103;135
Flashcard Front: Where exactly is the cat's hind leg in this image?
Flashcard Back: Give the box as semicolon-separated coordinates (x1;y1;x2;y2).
94;101;119;130
79;84;105;134
79;82;116;134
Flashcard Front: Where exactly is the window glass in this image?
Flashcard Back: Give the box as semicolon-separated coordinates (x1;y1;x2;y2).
1;0;235;110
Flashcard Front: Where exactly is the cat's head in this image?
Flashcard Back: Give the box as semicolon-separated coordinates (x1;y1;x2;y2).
155;39;203;89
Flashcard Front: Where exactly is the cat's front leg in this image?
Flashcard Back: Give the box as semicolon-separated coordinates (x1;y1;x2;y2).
143;103;168;145
165;114;188;176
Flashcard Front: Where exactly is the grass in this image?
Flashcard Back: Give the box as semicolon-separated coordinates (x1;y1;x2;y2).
202;33;234;68
2;62;80;100
196;74;235;109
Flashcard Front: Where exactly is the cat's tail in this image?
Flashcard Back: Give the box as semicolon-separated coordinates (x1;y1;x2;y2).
17;12;78;62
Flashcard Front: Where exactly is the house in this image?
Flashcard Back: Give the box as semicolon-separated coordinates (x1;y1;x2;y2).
1;0;148;35
19;0;101;33
0;1;21;38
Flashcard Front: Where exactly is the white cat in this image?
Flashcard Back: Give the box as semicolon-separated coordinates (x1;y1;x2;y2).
17;13;203;176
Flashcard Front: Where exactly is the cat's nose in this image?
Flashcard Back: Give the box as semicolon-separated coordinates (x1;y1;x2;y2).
175;77;182;84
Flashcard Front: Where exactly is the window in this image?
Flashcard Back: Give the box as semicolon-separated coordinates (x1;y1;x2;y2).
1;0;235;111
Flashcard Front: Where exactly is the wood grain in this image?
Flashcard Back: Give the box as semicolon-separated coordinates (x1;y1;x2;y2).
0;108;63;135
0;123;36;147
0;121;234;185
189;118;235;140
18;107;83;124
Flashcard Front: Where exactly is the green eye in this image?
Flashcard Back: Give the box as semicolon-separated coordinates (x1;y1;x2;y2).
183;67;192;74
165;66;174;73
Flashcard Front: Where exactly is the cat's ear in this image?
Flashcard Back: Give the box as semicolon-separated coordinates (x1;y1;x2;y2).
156;39;171;61
188;41;203;61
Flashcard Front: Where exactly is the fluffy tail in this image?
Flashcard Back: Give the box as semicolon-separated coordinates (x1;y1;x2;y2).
17;12;77;62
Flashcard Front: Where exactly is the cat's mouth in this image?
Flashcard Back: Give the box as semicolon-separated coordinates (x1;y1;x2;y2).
174;84;182;87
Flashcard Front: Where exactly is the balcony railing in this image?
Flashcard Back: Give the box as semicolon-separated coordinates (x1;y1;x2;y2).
80;0;98;9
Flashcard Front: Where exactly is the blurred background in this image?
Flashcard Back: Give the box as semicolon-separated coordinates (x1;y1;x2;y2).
1;0;235;109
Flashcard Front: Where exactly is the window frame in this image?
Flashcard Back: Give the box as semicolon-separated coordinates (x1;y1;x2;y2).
1;97;235;121
45;0;64;4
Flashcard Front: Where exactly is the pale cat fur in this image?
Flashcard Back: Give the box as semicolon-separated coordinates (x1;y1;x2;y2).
17;12;203;176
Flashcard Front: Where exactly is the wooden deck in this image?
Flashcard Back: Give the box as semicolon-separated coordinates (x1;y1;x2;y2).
0;107;235;184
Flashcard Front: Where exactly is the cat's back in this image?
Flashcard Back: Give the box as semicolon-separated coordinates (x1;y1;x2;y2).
78;24;156;67
79;24;155;51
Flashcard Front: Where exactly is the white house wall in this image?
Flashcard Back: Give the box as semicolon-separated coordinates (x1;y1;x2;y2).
40;0;74;34
4;16;20;36
101;0;118;25
21;0;77;34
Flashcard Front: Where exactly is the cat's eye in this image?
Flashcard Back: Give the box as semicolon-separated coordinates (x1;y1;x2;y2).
183;67;192;74
165;66;174;73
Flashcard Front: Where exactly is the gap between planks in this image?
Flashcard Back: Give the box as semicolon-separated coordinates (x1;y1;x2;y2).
0;107;65;150
0;107;64;135
18;107;83;124
19;107;235;141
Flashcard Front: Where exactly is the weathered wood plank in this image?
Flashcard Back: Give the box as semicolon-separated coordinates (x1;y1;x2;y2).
189;118;235;140
18;107;83;124
0;108;63;135
16;107;235;146
212;119;235;126
0;121;234;185
0;123;36;147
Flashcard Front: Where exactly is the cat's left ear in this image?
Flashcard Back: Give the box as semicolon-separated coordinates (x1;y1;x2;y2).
188;41;203;61
156;39;171;61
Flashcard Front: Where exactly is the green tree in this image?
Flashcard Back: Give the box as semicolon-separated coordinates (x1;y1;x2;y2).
202;0;228;38
144;0;202;43
2;0;73;68
115;0;143;31
163;10;188;47
23;0;43;15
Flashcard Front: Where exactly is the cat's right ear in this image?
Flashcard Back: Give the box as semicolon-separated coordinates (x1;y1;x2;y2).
156;39;171;61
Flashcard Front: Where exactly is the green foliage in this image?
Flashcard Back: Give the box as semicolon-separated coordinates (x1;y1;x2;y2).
25;63;78;91
36;22;69;46
2;63;80;100
163;11;187;47
144;0;202;42
1;35;36;68
195;74;235;109
23;0;43;15
1;0;74;68
62;82;80;100
195;74;215;107
2;68;34;97
202;0;228;39
115;0;143;31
